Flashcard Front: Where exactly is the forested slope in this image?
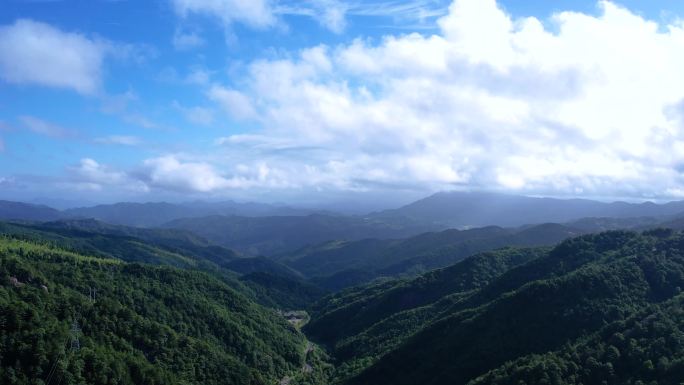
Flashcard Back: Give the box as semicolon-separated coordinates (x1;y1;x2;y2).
0;237;316;385
306;229;684;385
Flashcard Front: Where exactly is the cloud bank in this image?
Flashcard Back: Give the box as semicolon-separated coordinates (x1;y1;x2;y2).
30;0;684;200
188;0;684;199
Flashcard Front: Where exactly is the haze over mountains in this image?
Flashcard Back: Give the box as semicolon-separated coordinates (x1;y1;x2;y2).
371;191;684;228
4;190;684;229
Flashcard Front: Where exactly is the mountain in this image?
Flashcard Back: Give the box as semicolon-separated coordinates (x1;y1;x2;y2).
371;191;684;228
0;200;63;222
305;229;684;385
65;202;200;227
225;256;304;280
64;201;323;227
240;272;329;310
0;237;324;385
0;220;240;269
162;214;438;256
278;223;583;290
471;293;684;384
0;220;332;310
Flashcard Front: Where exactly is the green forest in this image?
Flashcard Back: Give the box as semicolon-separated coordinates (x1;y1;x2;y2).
306;230;684;385
4;219;684;385
0;236;327;385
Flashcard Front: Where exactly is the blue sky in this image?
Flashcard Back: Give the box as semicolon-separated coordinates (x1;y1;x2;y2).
2;0;684;207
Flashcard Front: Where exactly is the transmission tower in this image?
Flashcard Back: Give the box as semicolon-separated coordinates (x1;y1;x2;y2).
69;319;81;351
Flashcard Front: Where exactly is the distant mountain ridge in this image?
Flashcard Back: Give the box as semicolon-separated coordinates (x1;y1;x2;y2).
162;214;439;256
371;191;684;228
65;200;325;227
4;192;684;231
0;200;62;222
0;199;326;227
276;223;584;290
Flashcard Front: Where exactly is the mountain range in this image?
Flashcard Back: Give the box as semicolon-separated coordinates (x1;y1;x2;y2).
371;191;684;227
4;191;684;384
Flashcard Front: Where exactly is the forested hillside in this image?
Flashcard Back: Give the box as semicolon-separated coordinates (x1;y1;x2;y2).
280;223;581;290
0;237;326;385
4;214;684;385
306;229;684;385
162;214;438;255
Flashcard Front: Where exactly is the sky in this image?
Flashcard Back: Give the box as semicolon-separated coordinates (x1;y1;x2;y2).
2;0;684;208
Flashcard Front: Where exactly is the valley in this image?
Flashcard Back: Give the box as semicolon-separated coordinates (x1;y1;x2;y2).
3;193;684;384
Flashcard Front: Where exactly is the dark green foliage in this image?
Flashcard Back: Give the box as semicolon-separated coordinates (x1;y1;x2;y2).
306;230;684;385
226;256;303;280
306;247;545;346
0;237;311;385
0;220;239;269
0;220;329;312
241;272;328;310
281;223;582;289
470;295;684;385
163;214;438;256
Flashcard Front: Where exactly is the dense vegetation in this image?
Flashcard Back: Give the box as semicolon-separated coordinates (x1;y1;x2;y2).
0;221;328;310
306;229;684;385
241;272;328;310
0;237;322;385
6;194;684;385
280;223;580;290
0;220;239;269
162;214;437;256
471;294;684;385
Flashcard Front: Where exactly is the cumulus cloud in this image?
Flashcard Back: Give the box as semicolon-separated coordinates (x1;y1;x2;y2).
197;0;684;198
0;19;107;94
140;155;243;192
66;158;138;191
61;155;287;194
39;0;684;199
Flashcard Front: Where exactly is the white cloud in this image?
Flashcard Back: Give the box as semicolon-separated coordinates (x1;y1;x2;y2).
195;0;684;199
68;158;148;192
69;158;125;191
0;19;107;94
140;155;239;192
94;135;142;146
19;116;74;138
208;85;256;119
